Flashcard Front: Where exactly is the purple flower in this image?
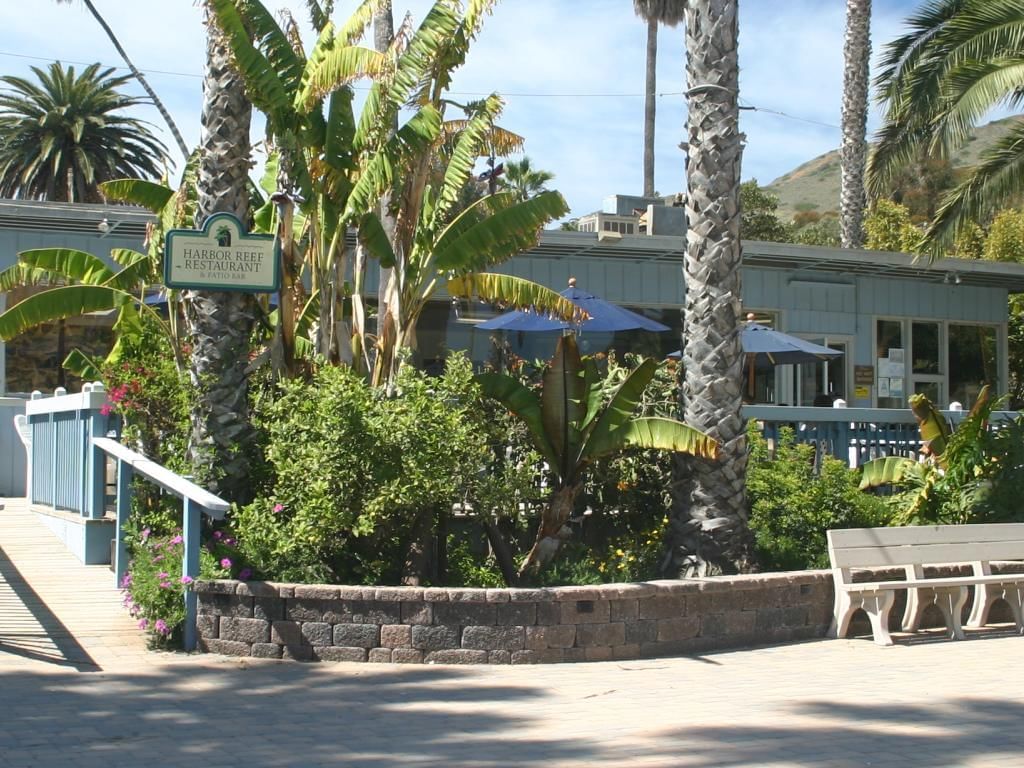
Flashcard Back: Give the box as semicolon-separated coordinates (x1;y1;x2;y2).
223;537;237;548
138;618;148;630
153;555;164;563
100;403;113;416
212;530;223;540
157;572;169;580
220;558;232;569
180;575;194;585
273;503;284;513
155;619;169;635
238;568;253;581
141;528;151;541
120;572;132;588
159;581;172;589
170;535;183;545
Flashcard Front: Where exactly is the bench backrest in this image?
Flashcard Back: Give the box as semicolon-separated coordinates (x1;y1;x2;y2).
827;524;1024;571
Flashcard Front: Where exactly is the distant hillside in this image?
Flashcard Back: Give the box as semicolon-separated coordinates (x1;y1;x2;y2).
764;116;1019;223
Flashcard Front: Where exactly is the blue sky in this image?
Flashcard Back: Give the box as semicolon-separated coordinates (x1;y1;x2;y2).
0;0;921;219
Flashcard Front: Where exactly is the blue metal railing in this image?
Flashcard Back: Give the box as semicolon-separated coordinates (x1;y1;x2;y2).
742;405;1020;468
22;383;229;651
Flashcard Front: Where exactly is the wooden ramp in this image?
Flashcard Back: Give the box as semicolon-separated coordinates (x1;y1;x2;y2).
0;497;148;671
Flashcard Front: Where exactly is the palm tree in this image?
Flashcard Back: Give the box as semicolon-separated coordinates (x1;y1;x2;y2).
500;156;555;201
633;0;686;198
665;0;752;577
55;0;190;161
181;8;257;503
0;62;166;202
839;0;871;249
867;0;1024;255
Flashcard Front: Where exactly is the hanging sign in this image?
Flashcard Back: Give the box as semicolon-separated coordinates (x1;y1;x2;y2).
164;213;279;292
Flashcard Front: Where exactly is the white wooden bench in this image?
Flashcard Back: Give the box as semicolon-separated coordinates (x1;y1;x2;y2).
827;524;1024;646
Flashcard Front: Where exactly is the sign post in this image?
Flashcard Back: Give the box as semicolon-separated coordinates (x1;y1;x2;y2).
165;213;279;293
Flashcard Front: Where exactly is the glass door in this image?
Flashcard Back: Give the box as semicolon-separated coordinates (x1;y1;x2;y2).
794;337;850;406
910;321;943;407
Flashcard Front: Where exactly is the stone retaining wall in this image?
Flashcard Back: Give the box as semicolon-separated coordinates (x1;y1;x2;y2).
195;571;834;664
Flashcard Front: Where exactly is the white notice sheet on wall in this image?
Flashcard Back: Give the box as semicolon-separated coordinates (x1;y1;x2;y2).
878;378;891;397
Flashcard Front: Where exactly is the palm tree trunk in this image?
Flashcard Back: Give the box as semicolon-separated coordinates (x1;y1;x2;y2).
642;14;658;198
839;0;872;250
79;0;190;161
374;2;398;383
666;0;753;577
182;13;256;504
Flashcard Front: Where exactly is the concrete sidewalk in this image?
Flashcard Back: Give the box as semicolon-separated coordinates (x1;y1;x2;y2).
2;497;1023;767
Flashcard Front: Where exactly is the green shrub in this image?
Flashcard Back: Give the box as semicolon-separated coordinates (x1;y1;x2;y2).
747;423;890;570
233;354;490;584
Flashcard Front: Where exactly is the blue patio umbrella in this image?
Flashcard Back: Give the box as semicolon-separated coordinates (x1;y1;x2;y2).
476;278;670;333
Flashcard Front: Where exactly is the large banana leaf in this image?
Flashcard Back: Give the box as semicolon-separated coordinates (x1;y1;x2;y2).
441;120;524;157
100;179;174;212
446;273;583;323
390;2;461;108
17;248;116;285
63;348;103;380
431;190;569;272
357;212;397;269
336;0;387;45
909;391;951;460
0;285;134;341
0;263;50;292
592;417;719;461
324;86;357;174
542;335;587;481
298;41;388;112
859;456;915;490
582;358;659;461
476;372;558;471
434;94;504;224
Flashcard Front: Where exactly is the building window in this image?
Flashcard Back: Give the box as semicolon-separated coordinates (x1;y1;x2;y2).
949;324;998;408
876;319;905;409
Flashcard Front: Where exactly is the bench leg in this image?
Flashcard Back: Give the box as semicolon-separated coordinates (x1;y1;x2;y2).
1005;585;1024;634
967;584;997;628
829;590;855;639
863;591;895;647
902;567;925;632
929;587;968;640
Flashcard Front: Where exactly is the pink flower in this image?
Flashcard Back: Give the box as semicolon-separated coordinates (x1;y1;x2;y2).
138;618;148;630
157;572;169;580
273;503;284;513
238;568;253;581
141;528;151;541
155;619;169;635
212;531;223;540
100;403;113;416
220;558;232;569
180;575;194;585
223;537;237;548
170;535;183;545
153;555;164;563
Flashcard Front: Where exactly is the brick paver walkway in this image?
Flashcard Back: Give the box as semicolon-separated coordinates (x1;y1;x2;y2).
2;496;1023;767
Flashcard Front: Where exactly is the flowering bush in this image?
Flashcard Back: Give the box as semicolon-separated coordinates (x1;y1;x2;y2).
121;524;246;648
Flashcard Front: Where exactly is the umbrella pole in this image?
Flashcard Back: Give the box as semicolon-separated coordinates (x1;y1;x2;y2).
747;354;755;399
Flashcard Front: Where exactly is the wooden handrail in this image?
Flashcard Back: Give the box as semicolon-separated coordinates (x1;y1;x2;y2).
92;437;228;517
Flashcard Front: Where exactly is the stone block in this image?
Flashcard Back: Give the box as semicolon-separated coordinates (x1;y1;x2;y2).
195;579;236;594
219;617;270;644
253;597;285;622
196;614;217;639
401;601;432;625
485;589;510;603
316;647;368;663
286;599;323;622
199;638;249;656
433;602;497;626
535;602;560;625
638;595;685;621
368;648;393;663
497;602;535;626
447;588;489;602
610;599;639;622
725;611;757;636
576;622;626;648
198;593;253;618
755;607;785;634
782;606;809;627
282;644;314;661
701;613;726;638
301;622;332;647
552;586;603;601
525;625;576;650
560;599;610;624
294;585;341;600
412;625;460;651
356;601;402;624
511;650;537;664
657;616;700;642
508;589;552;602
336;586;371;600
375;586;423;602
424;649;489;664
423;588;449;602
392;649;424;664
380;624;412;649
685;592;713;616
612;643;641;660
235;581;279;598
488;650;512;664
624;620;657;645
251;643;283;659
271;621;303;646
462;625;524;651
584;646;614;662
534;648;565;663
333;623;380;649
562;648;587;663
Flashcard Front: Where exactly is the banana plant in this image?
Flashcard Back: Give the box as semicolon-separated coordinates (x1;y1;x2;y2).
859;386;1000;523
478;335;719;580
